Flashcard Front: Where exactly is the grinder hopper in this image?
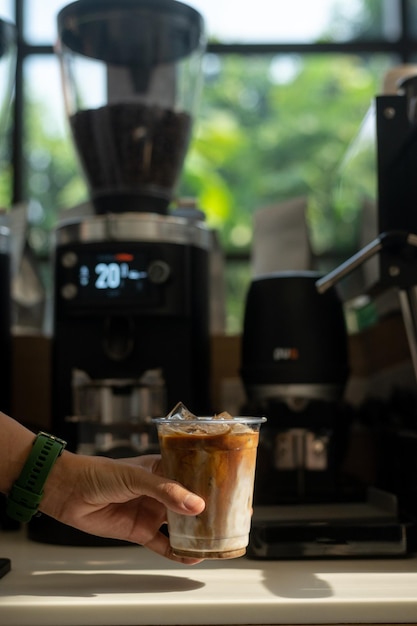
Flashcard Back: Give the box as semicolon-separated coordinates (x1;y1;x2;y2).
56;0;206;214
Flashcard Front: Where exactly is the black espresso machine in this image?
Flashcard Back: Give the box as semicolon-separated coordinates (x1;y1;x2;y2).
245;73;417;559
50;0;211;457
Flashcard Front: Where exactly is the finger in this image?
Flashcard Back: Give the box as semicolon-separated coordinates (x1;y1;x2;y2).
123;465;205;516
145;474;205;515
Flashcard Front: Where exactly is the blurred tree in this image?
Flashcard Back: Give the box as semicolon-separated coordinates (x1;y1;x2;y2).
180;52;392;258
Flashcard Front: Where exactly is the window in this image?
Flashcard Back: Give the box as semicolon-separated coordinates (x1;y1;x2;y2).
4;0;417;332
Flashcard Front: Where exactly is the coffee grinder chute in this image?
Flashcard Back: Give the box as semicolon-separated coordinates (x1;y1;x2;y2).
52;0;211;455
70;368;166;457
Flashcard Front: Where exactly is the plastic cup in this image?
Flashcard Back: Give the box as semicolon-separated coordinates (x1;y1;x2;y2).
153;415;266;559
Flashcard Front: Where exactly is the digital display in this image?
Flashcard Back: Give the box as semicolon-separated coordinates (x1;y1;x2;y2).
57;243;186;316
75;251;149;300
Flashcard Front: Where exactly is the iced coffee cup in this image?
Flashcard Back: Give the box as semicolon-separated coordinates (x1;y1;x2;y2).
153;403;266;559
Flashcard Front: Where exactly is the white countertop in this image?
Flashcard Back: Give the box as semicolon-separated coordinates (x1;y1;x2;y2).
1;528;417;626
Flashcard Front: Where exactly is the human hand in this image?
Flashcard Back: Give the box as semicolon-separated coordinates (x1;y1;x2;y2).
40;452;205;564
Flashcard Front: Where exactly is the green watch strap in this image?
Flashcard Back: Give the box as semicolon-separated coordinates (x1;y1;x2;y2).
6;431;67;523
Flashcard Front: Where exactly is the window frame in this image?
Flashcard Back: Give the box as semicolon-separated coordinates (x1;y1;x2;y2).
9;0;417;244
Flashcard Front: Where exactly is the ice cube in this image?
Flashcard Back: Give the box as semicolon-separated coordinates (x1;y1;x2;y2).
230;422;251;434
166;401;196;420
214;411;233;420
163;422;231;436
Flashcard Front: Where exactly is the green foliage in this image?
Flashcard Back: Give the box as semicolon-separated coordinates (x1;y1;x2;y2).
23;98;87;252
0;161;12;208
179;52;392;257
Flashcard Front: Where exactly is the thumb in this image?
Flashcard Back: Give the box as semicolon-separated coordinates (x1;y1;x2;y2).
119;462;206;515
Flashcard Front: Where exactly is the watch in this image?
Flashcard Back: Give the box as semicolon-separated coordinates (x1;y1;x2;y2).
6;431;67;523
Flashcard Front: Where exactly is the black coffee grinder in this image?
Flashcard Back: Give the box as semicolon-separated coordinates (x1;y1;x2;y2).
241;271;351;508
29;0;210;546
51;0;210;456
243;272;412;560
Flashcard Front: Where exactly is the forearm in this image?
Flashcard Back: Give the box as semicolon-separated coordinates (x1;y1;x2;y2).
0;412;205;563
0;412;80;521
0;412;37;496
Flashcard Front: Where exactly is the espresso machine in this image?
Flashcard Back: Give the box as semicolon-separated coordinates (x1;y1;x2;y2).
246;73;417;559
305;72;417;555
50;0;210;457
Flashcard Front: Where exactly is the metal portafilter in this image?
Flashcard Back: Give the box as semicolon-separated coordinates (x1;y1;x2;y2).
316;231;417;386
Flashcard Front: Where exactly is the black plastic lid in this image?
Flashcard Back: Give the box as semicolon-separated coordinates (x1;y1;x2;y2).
57;0;205;65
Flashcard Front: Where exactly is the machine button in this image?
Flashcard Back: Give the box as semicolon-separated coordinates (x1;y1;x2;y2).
61;251;78;268
61;283;78;300
148;260;171;284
